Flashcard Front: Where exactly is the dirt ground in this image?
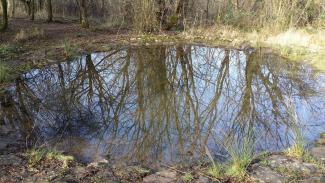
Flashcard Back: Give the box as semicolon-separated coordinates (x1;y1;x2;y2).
0;18;145;69
1;18;128;45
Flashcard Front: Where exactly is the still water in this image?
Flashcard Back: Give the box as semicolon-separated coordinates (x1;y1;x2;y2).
1;45;325;166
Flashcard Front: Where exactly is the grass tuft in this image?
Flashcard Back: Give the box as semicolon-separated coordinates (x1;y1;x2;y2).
207;165;222;178
285;124;305;159
63;39;78;59
224;131;254;179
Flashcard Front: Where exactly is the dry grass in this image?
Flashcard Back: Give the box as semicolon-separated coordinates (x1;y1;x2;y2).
180;25;325;71
15;27;44;42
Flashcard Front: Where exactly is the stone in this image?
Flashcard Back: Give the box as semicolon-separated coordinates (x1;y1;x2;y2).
268;155;318;175
0;154;22;166
197;176;210;183
299;176;325;183
250;164;288;183
143;170;177;183
311;147;325;163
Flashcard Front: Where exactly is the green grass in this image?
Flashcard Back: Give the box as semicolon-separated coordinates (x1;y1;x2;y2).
0;44;20;60
0;62;10;83
224;132;254;179
205;146;223;178
285;125;305;159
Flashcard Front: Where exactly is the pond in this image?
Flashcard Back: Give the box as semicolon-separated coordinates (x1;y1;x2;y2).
0;44;325;167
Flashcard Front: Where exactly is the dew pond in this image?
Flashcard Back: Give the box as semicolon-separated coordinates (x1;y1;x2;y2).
0;44;325;167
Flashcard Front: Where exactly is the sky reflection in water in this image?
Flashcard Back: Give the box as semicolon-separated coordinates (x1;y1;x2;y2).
0;45;325;166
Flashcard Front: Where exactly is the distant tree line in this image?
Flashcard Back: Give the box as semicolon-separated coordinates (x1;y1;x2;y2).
1;0;324;32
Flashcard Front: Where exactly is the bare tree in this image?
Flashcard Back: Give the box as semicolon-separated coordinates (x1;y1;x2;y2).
0;0;8;31
30;0;35;20
46;0;53;22
7;0;15;17
79;0;89;28
11;0;15;17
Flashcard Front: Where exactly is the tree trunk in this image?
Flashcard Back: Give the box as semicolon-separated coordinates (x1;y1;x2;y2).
30;0;35;20
46;0;52;22
79;0;89;28
206;0;210;23
175;0;187;28
11;0;15;17
1;0;8;31
7;0;12;17
156;0;166;29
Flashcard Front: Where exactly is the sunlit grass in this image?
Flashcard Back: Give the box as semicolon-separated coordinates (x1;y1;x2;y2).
178;26;325;71
182;173;194;182
285;143;305;159
224;131;254;179
225;150;252;178
25;148;74;168
207;165;222;178
285;115;306;159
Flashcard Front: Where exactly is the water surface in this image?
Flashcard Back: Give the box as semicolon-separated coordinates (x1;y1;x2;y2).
1;44;325;166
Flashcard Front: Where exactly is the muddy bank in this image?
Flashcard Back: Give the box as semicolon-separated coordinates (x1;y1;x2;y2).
1;125;324;183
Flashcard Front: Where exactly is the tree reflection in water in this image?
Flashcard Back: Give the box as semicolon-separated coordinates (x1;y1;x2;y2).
0;45;324;166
